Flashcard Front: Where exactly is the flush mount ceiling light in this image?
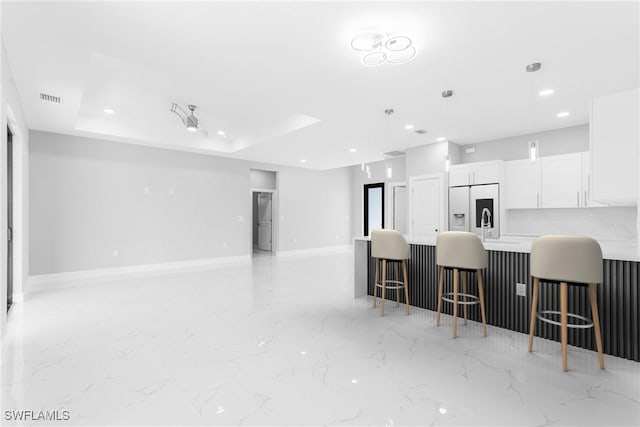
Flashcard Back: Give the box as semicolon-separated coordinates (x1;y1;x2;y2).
170;103;208;136
351;31;416;67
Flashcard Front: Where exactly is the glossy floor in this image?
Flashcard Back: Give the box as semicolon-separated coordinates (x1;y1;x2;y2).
2;249;639;426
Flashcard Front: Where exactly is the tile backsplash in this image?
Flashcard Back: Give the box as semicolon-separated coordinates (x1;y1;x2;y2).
505;206;637;241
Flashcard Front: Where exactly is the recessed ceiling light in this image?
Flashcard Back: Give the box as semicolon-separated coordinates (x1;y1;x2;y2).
539;89;554;97
557;111;570;118
103;108;115;114
404;124;414;130
300;159;307;163
349;148;357;152
437;137;446;142
217;130;225;136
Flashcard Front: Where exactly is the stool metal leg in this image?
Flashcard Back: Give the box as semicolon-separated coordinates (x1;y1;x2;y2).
588;283;605;369
462;271;468;325
453;268;459;338
436;266;444;326
477;269;488;337
560;282;568;371
528;277;540;352
381;260;387;316
373;259;379;308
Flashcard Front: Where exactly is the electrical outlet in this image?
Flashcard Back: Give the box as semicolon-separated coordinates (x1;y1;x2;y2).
112;249;119;257
516;282;526;297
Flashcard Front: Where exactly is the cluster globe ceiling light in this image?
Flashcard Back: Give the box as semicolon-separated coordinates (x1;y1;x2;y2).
351;31;416;66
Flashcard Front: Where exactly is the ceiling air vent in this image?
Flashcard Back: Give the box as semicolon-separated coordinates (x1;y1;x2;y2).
384;150;406;157
40;93;61;103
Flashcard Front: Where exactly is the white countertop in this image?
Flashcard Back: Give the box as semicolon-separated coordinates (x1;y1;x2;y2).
354;235;640;262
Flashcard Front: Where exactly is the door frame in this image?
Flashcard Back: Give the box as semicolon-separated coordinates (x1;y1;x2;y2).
6;126;12;312
250;188;277;254
408;173;446;238
385;181;406;231
363;182;384;237
256;192;273;251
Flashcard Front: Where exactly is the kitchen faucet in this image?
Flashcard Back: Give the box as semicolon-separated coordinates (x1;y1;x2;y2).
481;208;492;242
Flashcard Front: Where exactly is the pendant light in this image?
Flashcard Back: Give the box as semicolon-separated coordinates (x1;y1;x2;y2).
526;62;541;161
385;108;394;179
442;90;453;171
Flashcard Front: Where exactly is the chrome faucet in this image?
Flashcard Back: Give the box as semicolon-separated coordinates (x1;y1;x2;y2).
481;208;492;242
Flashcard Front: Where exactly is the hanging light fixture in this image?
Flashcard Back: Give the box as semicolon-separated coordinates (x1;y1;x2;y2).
170;103;208;136
526;62;541;161
384;108;394;178
442;89;454;171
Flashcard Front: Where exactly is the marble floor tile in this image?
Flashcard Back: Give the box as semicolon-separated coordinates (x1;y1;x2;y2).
1;249;639;426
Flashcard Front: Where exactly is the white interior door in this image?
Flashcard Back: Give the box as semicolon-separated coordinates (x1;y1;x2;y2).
257;193;272;251
393;186;407;233
410;176;442;238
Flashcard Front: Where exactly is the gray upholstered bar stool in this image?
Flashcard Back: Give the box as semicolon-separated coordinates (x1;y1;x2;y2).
371;229;411;316
528;235;605;372
436;231;488;338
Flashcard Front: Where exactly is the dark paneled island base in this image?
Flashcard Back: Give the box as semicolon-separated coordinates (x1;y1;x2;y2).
354;240;640;362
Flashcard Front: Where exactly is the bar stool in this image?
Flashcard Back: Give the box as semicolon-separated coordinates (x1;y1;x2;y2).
436;231;488;338
528;235;605;371
371;229;411;316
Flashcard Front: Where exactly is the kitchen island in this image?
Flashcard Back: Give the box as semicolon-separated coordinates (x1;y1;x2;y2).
354;236;640;362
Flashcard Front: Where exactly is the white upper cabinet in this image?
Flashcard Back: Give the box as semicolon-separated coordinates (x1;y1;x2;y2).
590;88;639;204
449;160;503;187
505;159;541;209
506;152;607;209
540;153;582;208
581;152;607;207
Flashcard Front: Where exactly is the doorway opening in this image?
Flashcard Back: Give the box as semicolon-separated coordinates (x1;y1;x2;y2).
249;169;277;256
252;191;273;253
364;182;384;236
7;126;13;312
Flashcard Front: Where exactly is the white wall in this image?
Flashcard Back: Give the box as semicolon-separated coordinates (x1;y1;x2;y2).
1;33;30;338
277;166;351;252
405;141;449;177
249;169;276;190
29;131;352;275
458;125;589;163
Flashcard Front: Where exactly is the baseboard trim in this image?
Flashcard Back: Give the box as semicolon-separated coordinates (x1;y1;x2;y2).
28;255;252;293
276;244;352;258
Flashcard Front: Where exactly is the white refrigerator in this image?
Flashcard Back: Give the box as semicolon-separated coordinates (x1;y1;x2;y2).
448;183;500;239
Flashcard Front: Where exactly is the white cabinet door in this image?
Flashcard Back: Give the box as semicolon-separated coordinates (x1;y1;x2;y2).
473;161;502;185
581;152;607;207
505;159;540;209
590;88;639;204
449;161;502;186
449;165;471;187
540;153;582;208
